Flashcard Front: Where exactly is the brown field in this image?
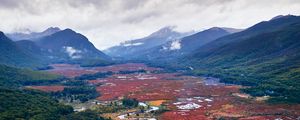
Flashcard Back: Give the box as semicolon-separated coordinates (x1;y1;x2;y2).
41;63;300;119
89;73;185;101
149;100;168;106
88;63;300;120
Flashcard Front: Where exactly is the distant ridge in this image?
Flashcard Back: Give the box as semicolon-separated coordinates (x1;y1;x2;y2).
104;26;191;59
6;27;61;41
36;28;111;61
134;27;239;60
177;15;300;103
0;31;41;67
1;28;111;67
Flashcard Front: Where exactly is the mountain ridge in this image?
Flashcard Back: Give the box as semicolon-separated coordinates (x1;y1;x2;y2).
6;27;61;41
35;28;111;61
133;27;239;61
104;26;192;59
177;15;300;103
0;31;42;67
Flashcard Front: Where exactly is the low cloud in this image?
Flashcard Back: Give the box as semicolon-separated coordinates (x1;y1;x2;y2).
64;46;82;59
169;40;181;50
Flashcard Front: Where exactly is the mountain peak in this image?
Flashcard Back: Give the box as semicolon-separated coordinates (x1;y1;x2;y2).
62;28;76;33
149;26;177;37
221;27;244;33
6;27;62;41
44;27;61;33
0;31;5;36
0;31;10;41
36;28;111;60
270;14;295;21
158;26;176;31
56;28;77;35
0;31;7;41
208;27;223;31
205;27;243;34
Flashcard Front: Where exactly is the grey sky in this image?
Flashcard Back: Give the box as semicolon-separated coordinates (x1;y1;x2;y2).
0;0;300;50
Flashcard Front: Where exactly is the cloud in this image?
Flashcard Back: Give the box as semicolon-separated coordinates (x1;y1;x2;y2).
64;46;82;59
0;0;21;8
169;40;181;50
0;0;300;50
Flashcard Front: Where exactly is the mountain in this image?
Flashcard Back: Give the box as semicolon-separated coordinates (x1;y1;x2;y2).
220;27;243;33
16;40;52;62
181;15;300;103
189;15;300;59
104;26;191;58
0;32;41;67
0;64;60;87
35;28;111;61
136;27;240;60
6;27;61;41
0;28;111;67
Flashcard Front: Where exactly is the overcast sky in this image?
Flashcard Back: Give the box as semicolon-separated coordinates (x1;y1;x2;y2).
0;0;300;50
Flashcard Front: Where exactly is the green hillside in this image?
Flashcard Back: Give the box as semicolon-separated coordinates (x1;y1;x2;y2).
0;88;108;120
0;32;42;68
0;88;73;120
181;15;300;103
0;64;61;87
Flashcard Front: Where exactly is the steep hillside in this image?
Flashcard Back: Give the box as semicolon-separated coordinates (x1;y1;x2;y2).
36;28;111;61
1;28;111;67
0;32;41;67
0;64;61;87
0;88;107;120
182;15;300;103
104;26;191;58
137;27;239;60
16;40;53;62
191;15;300;58
0;88;73;119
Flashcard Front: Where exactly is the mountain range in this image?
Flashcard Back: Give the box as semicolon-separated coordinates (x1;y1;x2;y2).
6;27;61;41
0;28;110;68
0;32;41;67
104;14;300;103
35;28;110;61
175;15;300;103
104;26;193;59
1;15;300;103
134;27;242;60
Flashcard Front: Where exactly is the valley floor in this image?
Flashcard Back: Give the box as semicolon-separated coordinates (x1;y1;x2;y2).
27;63;300;120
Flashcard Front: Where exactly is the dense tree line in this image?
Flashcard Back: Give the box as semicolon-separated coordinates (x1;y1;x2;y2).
191;64;300;103
63;80;86;86
0;88;109;120
79;59;115;67
0;88;73;120
122;98;139;108
52;86;99;103
0;64;62;87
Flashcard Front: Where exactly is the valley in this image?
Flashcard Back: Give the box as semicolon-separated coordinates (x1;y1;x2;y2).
0;5;300;119
26;63;300;120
